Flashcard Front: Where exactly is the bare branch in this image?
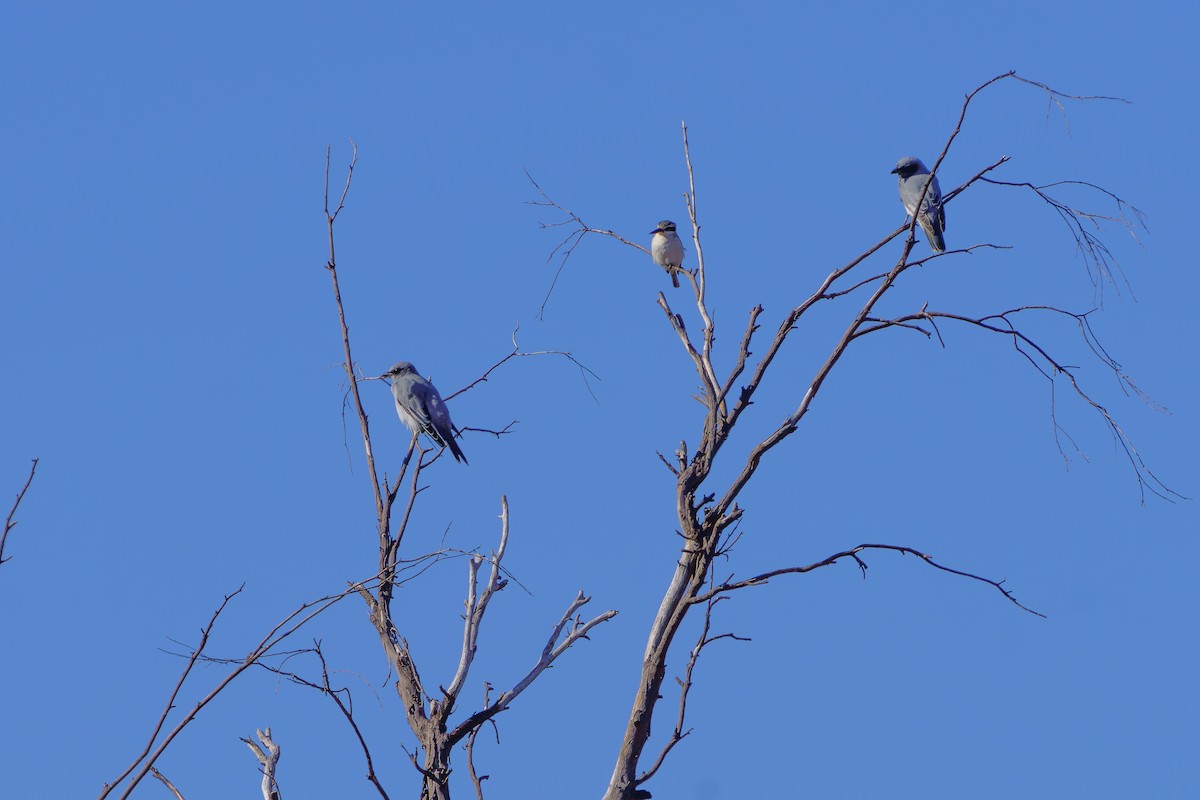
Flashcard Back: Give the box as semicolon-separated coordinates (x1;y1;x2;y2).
100;587;243;799
242;728;283;800
322;143;386;528
865;306;1181;503
981;177;1145;298
464;684;498;800
325;138;357;223
719;156;1012;444
443;324;599;403
1006;73;1131;132
525;169;650;319
710;71;1126;523
602;71;1153;800
656;292;718;414
312;643;391;800
149;768;185;800
194;639;393;800
680;122;723;415
448;591;617;746
1;457;38;568
695;543;1045;617
101;584;365;800
445;498;511;710
637;590;748;787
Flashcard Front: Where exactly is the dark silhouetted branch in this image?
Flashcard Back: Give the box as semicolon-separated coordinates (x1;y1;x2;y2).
1;457;38;568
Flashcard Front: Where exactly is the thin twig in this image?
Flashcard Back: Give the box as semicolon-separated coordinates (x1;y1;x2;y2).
443;324;600;404
99;587;244;799
101;584;365;800
465;684;497;800
864;306;1181;503
1;457;38;567
693;543;1045;617
637;587;747;786
525;170;649;319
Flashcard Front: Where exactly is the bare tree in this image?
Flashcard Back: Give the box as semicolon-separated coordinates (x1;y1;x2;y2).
95;71;1173;800
526;71;1172;800
97;142;616;800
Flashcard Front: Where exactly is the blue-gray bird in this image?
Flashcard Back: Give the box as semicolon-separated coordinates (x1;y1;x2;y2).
381;361;468;464
891;156;946;252
650;220;684;288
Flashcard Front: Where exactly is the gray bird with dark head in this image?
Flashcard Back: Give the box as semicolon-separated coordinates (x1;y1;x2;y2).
891;156;946;253
650;220;684;287
381;361;468;464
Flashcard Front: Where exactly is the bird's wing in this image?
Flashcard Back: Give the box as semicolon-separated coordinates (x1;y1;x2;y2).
422;387;468;463
668;236;684;264
412;381;451;448
930;175;946;232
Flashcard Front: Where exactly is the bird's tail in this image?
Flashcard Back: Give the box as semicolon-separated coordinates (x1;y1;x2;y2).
447;435;469;465
921;220;946;253
670;266;681;288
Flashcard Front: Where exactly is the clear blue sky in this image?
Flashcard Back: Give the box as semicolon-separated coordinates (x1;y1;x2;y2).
2;2;1196;798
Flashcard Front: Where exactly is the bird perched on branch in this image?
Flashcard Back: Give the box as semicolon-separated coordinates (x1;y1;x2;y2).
650;220;684;287
891;156;946;253
381;361;468;464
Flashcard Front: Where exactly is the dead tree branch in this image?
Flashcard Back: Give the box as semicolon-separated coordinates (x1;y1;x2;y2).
575;71;1162;800
981;177;1145;298
464;685;498;800
448;588;618;748
242;728;283;800
855;305;1178;503
323;150;615;799
525;169;651;319
1;457;38;568
99;584;365;800
694;544;1044;617
635;589;748;790
149;768;185;800
443;324;600;404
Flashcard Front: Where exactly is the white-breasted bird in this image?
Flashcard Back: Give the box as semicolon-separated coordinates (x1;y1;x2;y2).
650;220;684;288
891;156;946;253
381;361;468;464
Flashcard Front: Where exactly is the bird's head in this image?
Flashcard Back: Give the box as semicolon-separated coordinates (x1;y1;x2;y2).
382;361;417;379
650;220;677;235
891;156;928;178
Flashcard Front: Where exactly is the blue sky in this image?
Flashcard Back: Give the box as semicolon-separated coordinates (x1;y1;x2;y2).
2;2;1196;798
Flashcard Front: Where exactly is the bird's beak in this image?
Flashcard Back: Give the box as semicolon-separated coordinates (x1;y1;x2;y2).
889;167;900;174
649;228;662;235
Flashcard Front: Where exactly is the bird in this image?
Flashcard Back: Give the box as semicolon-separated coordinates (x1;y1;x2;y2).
891;156;946;252
381;361;468;464
650;220;685;288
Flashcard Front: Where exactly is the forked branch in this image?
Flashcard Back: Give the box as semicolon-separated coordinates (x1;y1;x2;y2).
242;728;283;800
